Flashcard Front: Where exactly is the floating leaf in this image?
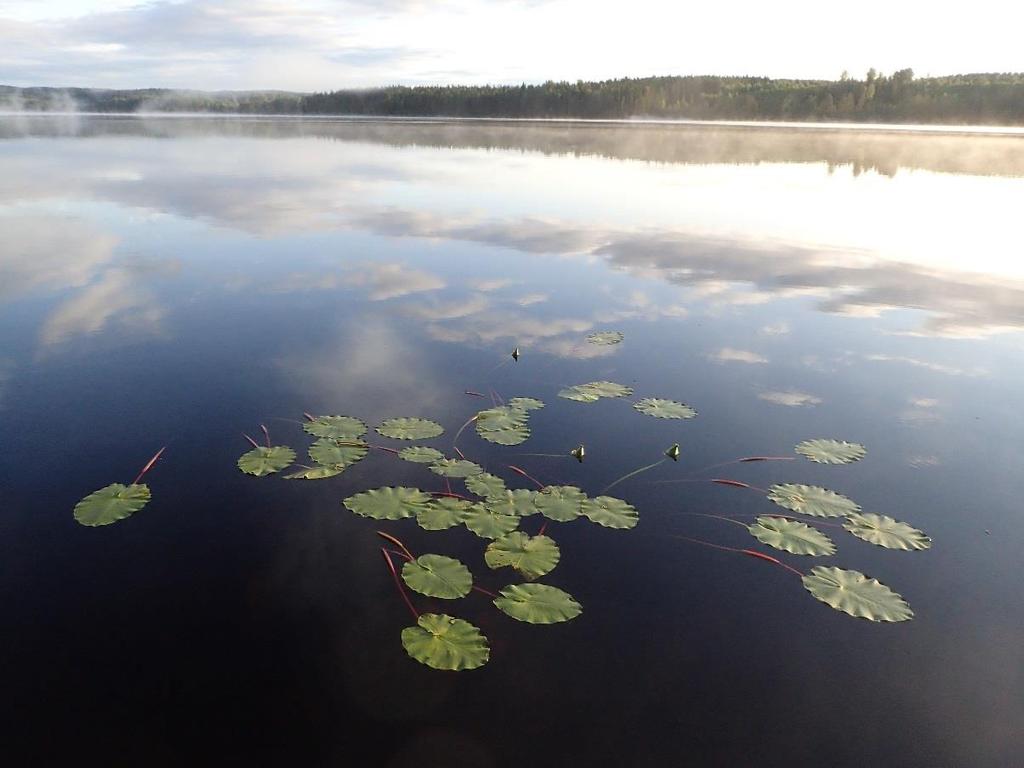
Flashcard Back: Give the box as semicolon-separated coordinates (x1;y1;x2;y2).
581;496;638;529
795;438;866;465
417;497;472;530
485;489;540;517
802;566;913;622
587;330;623;346
285;465;344;480
535;485;585;522
463;505;520;538
843;513;932;551
494;584;582;624
343;486;432;520
376;417;444;441
508;397;544;411
475;407;527;432
303;415;367;440
308;438;368;468
401;614;489;671
579;381;634;398
399;446;445;464
633;398;697;420
748;516;835;556
73;483;150;527
479;424;531;446
238;446;296;476
485;532;560;580
465;472;507;499
558;386;600;403
401;554;473;599
429;458;483;478
767;483;860;518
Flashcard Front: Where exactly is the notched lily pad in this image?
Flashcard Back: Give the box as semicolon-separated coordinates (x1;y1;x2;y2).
587;330;624;346
508;397;544;411
463;505;520;538
485;532;560;580
303;415;367;440
494;583;582;624
767;483;860;518
308;438;368;468
401;613;489;671
485;489;540;517
285;465;344;480
580;381;634;398
748;516;835;556
581;496;638;529
377;417;444;441
73;483;151;527
465;472;507;499
475;406;527;432
343;486;432;520
401;554;473;599
802;566;913;622
795;438;866;465
557;386;600;403
399;446;445;464
238;446;296;476
417;497;472;530
843;513;932;551
479;423;531;446
535;485;586;522
429;458;483;478
633;398;697;420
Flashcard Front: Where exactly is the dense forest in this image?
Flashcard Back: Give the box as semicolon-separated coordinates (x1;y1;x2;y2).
3;70;1024;125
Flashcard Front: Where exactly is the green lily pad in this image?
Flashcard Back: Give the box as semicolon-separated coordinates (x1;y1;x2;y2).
508;397;545;411
579;381;634;398
399;446;445;464
429;458;483;478
377;417;444;440
303;415;367;440
485;489;540;517
557;386;600;403
843;513;932;551
767;484;861;518
587;330;624;345
802;566;913;622
795;438;866;465
343;486;432;520
479;424;531;446
463;505;520;539
417;497;472;530
238;446;296;476
485;532;560;580
73;483;151;527
401;554;473;599
581;496;638;529
475;406;527;432
465;472;507;499
633;398;697;420
748;516;835;556
494;583;582;624
285;465;344;480
308;438;368;468
535;485;585;522
401;614;489;671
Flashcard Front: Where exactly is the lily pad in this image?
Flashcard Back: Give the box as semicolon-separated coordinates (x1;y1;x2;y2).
429;458;483;478
485;532;560;580
463;505;520;539
399;446;445;464
485;489;540;517
401;554;473;599
73;483;151;527
535;485;585;522
748;516;835;556
508;397;545;411
579;381;634;398
802;566;913;622
767;484;860;518
303;415;367;440
343;486;432;520
581;496;638;529
557;386;600;403
285;465;344;480
478;424;531;446
465;472;507;499
633;398;697;420
238;446;296;476
843;513;932;551
401;613;490;671
493;584;582;624
417;497;472;530
377;417;444;441
795;438;866;465
308;438;368;468
587;330;624;345
475;406;527;432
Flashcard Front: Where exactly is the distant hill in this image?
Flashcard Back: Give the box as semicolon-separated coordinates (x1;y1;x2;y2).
3;71;1024;125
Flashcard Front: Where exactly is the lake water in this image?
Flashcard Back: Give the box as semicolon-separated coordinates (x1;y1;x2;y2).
2;115;1023;766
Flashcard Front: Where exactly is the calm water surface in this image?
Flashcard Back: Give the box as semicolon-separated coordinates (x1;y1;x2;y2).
2;115;1023;767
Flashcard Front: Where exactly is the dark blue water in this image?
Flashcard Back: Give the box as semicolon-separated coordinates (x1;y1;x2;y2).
2;115;1023;766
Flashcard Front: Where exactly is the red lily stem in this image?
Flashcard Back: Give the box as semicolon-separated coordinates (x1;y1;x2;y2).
242;433;260;448
669;535;803;578
131;446;166;485
445;478;453;495
380;549;419;620
452;415;477;454
453;445;467;460
385;548;412;561
507;464;545;490
472;585;499;599
336;440;400;455
711;478;768;493
538;520;549;536
465;390;485;398
303;412;316;421
687;455;795;477
376;530;415;561
260;424;271;448
490;389;505;405
676;511;749;529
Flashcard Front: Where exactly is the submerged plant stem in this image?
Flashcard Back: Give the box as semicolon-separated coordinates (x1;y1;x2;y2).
602;458;666;494
507;464;545;490
670;534;803;578
131;446;166;485
376;530;415;561
472;585;499;599
260;424;271;448
452;415;477;453
242;433;260;449
380;548;419;619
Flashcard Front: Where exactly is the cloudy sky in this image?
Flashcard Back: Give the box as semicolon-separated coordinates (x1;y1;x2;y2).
1;0;1021;91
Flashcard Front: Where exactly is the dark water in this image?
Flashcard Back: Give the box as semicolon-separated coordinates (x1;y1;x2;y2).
2;115;1023;767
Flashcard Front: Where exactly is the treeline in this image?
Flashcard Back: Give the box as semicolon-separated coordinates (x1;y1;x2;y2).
4;71;1024;124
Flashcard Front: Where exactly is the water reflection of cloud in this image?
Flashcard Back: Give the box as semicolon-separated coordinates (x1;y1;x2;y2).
342;263;445;301
864;354;987;377
758;390;822;407
710;347;769;365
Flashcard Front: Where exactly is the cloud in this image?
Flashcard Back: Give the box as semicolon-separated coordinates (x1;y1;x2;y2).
864;354;987;378
342;263;444;300
759;321;790;336
710;347;768;365
402;293;488;320
758;390;822;407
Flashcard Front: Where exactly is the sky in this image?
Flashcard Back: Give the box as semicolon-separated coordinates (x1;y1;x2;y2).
1;0;1022;91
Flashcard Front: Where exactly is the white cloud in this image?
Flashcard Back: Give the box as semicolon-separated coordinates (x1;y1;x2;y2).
758;390;822;407
342;262;444;300
710;347;768;365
